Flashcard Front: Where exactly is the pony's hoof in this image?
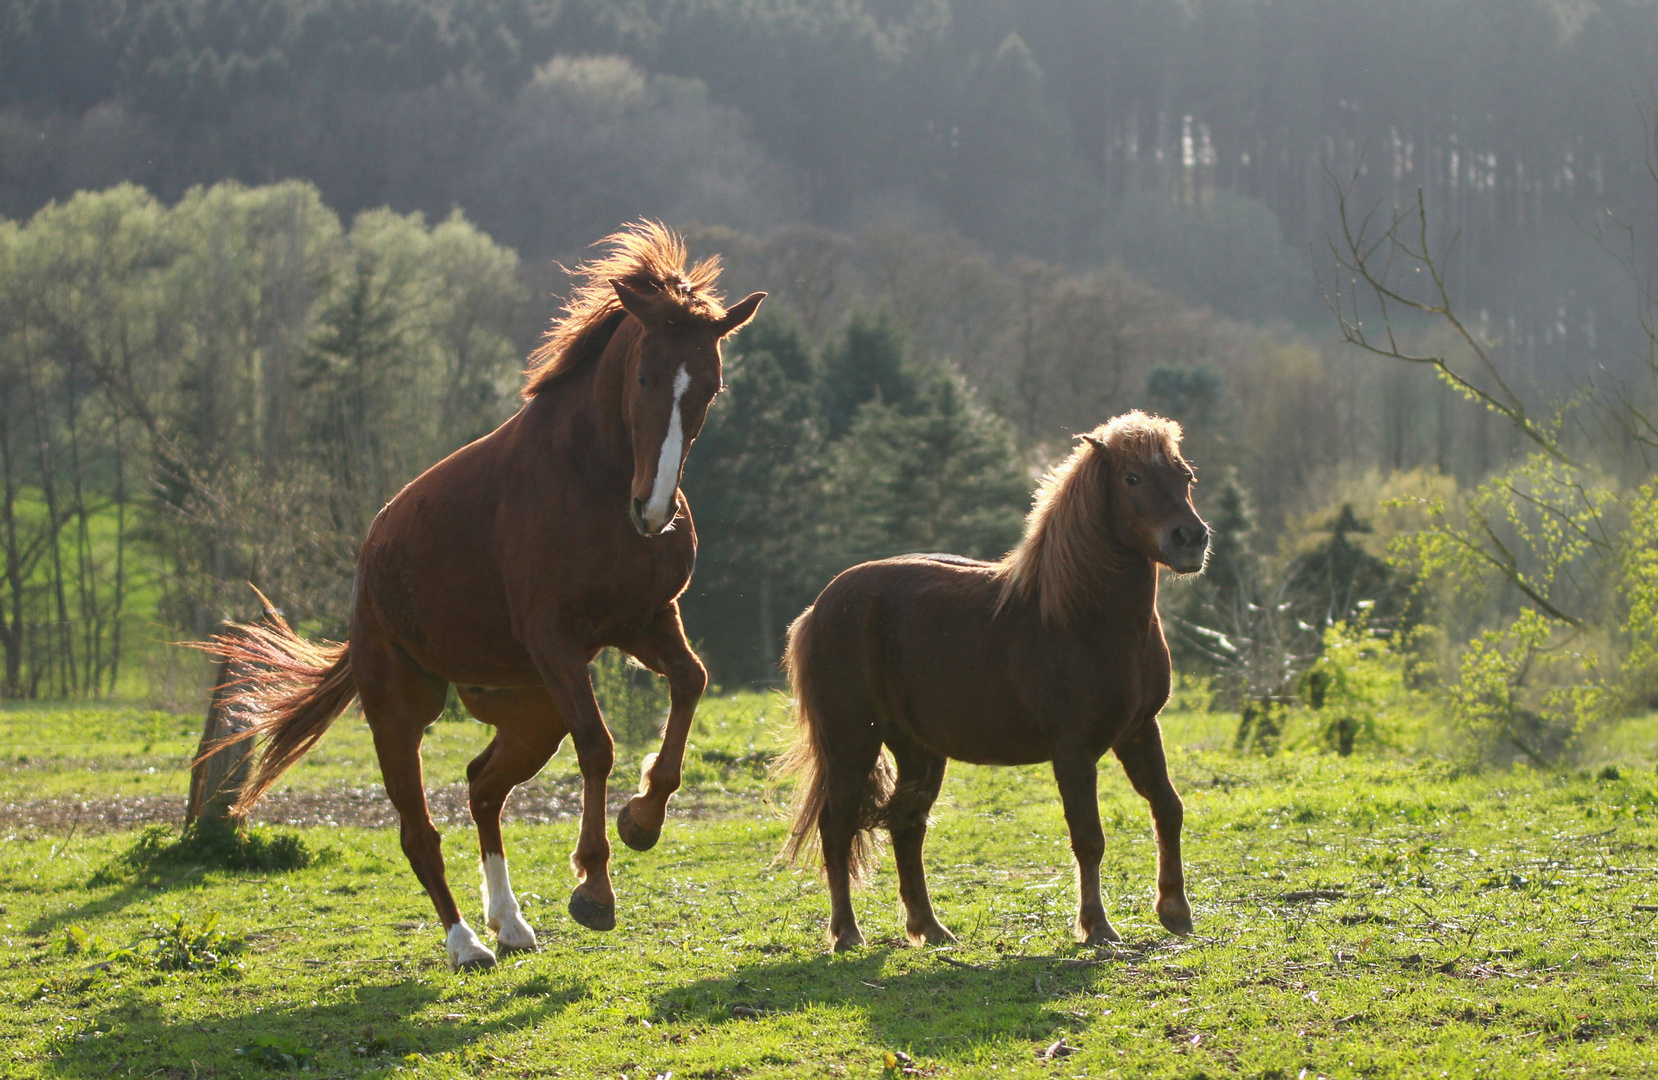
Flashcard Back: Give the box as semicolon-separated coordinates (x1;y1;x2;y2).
1159;911;1194;937
617;803;661;852
907;922;958;947
1081;922;1122;947
568;891;616;931
831;929;865;953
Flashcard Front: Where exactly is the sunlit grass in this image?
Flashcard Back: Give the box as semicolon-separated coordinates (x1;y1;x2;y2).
2;699;1657;1078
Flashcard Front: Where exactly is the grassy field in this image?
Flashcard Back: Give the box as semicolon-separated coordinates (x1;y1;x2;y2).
2;696;1657;1079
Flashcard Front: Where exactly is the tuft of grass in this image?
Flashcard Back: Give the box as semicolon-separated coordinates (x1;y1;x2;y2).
89;822;321;884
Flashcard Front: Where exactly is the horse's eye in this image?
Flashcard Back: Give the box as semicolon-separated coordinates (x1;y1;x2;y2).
637;372;649;388
1125;474;1141;486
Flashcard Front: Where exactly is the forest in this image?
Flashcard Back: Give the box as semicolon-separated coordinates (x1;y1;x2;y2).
2;0;1658;765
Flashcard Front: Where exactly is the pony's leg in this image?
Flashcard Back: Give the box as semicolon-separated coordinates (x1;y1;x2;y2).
525;638;619;932
355;635;493;969
460;685;567;954
884;730;954;946
820;727;883;952
613;603;705;852
1114;719;1192;936
1052;752;1119;946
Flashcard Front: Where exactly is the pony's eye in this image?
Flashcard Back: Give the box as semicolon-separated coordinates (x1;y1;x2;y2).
1125;474;1141;486
637;372;649;388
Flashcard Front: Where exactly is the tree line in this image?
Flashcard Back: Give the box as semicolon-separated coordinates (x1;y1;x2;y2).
3;0;1656;375
3;178;1484;697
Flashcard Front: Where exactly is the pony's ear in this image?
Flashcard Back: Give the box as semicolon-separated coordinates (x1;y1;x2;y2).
1080;432;1108;450
716;291;766;337
612;279;660;324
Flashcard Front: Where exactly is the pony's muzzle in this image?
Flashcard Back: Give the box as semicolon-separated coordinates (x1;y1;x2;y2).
1165;524;1210;574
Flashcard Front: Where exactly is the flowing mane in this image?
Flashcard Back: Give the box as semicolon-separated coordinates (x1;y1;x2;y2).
994;411;1186;626
523;220;728;397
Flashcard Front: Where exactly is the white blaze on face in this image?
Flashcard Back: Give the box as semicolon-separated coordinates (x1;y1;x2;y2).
643;364;691;531
480;853;536;952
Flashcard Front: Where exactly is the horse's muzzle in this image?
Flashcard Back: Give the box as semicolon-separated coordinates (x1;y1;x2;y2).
629;497;673;537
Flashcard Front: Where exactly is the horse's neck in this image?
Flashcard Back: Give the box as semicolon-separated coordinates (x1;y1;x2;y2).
1109;558;1160;633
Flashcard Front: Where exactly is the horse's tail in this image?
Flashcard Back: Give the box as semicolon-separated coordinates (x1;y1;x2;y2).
775;605;894;886
194;605;358;816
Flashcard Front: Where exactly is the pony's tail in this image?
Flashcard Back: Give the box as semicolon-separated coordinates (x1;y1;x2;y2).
193;600;358;816
775;606;894;886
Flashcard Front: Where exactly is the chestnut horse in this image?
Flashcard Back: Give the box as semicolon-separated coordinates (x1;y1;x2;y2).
206;222;763;969
778;412;1209;951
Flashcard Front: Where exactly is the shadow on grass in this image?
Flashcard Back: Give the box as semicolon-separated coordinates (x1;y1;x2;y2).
39;972;591;1077
28;823;323;936
652;946;1131;1059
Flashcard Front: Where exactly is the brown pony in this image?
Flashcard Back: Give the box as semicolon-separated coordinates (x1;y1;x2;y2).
777;411;1209;951
205;222;763;969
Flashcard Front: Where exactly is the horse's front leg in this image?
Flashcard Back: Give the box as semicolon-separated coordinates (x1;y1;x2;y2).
531;642;618;931
1052;752;1119;945
614;602;706;852
1114;718;1192;937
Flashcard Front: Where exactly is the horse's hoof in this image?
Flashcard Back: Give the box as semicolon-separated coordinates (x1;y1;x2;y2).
568;891;617;931
454;952;497;972
1159;911;1194;937
617;803;661;852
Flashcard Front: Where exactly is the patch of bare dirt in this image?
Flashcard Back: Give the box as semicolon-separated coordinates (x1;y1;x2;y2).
0;781;758;835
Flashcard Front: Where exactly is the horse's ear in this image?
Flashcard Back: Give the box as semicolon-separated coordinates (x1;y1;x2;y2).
716;291;766;337
1080;432;1108;450
612;279;659;324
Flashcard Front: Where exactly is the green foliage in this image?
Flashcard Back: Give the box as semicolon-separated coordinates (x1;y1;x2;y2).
53;913;244;980
590;648;669;748
1297;619;1428;756
1620;481;1658;706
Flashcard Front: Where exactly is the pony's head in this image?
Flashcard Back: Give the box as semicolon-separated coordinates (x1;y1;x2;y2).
997;410;1209;626
614;279;764;535
1081;412;1209;574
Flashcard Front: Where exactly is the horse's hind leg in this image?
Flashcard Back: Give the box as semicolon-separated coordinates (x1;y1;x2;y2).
1052;750;1120;946
355;632;492;969
820;722;884;953
460;685;567;954
883;729;954;946
613;603;705;852
1114;719;1192;936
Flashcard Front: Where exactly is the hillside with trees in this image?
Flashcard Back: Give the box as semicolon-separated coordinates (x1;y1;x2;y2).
3;1;1657;765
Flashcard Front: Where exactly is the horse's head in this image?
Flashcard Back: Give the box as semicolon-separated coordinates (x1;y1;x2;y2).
613;279;765;536
1085;414;1210;575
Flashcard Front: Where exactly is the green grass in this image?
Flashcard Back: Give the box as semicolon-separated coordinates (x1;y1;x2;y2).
3;696;1657;1078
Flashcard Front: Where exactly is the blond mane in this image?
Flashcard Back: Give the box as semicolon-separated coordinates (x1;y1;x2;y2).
523;220;728;397
994;411;1186;626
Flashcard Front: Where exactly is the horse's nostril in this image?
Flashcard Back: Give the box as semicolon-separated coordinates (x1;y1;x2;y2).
1172;526;1189;547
